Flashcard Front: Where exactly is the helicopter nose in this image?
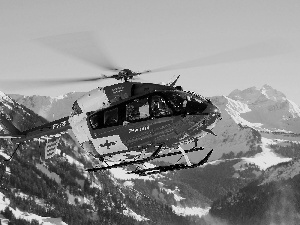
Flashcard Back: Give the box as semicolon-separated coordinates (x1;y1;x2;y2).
202;103;221;117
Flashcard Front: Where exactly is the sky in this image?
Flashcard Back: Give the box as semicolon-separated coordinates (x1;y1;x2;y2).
0;0;300;106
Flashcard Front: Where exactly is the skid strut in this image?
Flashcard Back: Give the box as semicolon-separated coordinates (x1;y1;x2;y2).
86;144;163;172
130;149;213;176
86;144;212;175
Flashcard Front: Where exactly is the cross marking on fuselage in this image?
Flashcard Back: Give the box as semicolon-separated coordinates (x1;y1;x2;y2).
99;140;117;149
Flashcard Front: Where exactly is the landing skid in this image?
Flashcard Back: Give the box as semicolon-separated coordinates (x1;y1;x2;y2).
129;149;213;176
86;144;213;175
86;144;163;172
3;143;22;162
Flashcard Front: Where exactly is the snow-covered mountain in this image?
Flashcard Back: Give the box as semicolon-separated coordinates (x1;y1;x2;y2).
9;84;300;132
192;95;263;161
192;85;300;163
8;84;300;171
8;85;300;172
228;84;300;133
209;144;300;225
260;154;300;185
201;86;300;225
3;84;300;224
1;91;196;225
9;92;85;121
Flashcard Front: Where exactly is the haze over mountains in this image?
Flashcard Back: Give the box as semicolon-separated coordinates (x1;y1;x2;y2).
1;84;300;224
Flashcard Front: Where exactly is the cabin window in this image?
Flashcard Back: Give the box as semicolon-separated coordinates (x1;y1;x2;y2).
90;112;103;129
104;108;119;126
126;97;150;122
89;107;119;129
150;95;173;117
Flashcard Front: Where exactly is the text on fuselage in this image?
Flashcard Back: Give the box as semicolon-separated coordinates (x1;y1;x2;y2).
129;126;150;133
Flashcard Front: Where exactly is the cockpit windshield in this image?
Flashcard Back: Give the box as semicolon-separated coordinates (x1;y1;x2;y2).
165;92;187;112
165;90;208;112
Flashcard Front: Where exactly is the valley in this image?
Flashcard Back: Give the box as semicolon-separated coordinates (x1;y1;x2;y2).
1;84;300;225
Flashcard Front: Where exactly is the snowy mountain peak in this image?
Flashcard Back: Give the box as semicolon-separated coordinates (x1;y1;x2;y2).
260;84;286;102
226;85;300;133
8;92;85;121
228;84;287;105
228;86;262;104
287;99;300;118
0;91;15;110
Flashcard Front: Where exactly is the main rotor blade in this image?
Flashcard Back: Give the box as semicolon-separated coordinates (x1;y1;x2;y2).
1;75;114;90
36;31;121;71
148;40;292;73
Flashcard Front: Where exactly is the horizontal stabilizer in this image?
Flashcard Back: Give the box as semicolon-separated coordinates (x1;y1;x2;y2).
0;113;71;142
0;134;25;138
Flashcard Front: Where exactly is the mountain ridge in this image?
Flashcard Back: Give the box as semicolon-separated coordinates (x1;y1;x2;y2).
2;84;300;224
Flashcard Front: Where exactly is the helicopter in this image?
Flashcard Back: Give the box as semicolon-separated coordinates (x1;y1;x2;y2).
0;71;221;176
0;32;288;175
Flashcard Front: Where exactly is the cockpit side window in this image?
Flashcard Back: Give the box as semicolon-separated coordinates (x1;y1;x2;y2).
150;95;173;118
126;97;150;122
104;108;119;126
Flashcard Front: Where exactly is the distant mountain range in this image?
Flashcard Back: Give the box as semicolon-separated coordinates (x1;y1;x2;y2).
8;92;85;121
228;84;300;133
1;90;193;225
1;84;300;225
8;84;300;133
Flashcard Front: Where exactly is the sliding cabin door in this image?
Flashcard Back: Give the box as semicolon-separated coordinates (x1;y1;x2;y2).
88;106;128;155
117;96;153;151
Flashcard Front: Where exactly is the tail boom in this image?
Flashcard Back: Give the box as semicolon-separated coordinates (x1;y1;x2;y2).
0;114;71;142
